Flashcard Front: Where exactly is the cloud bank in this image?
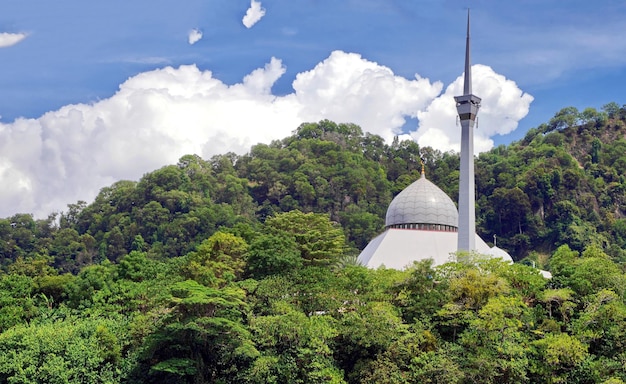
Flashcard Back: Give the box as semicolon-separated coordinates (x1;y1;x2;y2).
188;29;203;45
242;0;266;29
0;51;531;218
0;32;27;48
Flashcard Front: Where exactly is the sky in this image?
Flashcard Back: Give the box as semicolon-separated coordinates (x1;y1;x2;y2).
1;0;625;218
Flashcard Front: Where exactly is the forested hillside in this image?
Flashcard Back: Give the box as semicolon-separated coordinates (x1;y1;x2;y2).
0;103;626;383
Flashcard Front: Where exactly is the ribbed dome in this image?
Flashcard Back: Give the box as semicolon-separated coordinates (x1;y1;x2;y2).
385;173;458;228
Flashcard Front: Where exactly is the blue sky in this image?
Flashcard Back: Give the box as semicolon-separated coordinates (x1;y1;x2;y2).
1;0;625;217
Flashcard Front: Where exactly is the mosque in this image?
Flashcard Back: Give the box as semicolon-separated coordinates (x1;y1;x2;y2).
357;166;513;269
357;11;514;269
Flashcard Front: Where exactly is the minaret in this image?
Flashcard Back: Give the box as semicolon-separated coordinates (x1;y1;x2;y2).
455;10;481;252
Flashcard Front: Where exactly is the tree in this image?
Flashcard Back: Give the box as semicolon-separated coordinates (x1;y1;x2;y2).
338;205;384;250
182;231;248;288
393;259;447;323
8;253;56;278
0;274;36;331
572;289;626;359
530;333;589;384
435;262;510;342
118;251;158;282
550;244;625;298
33;274;75;306
4;214;38;260
568;254;625;297
488;187;534;251
264;210;346;267
548;107;580;131
0;316;126;383
335;301;408;376
602;102;621;119
485;260;547;305
459;295;531;383
132;280;258;384
549;244;579;279
591;138;602;164
65;261;117;310
540;288;576;324
135;201;170;242
249;304;345;383
581;107;608;128
356;329;463;384
246;233;302;279
443;265;509;311
49;228;89;273
60;201;87;229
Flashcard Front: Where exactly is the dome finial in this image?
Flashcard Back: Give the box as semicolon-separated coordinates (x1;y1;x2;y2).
420;159;426;178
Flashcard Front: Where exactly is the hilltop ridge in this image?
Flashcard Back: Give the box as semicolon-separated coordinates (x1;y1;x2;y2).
1;103;625;272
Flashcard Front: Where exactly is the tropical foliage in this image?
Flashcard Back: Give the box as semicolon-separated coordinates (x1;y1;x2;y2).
1;103;626;382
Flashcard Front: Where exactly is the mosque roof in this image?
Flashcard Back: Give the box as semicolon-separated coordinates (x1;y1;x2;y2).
385;173;459;228
485;245;513;261
357;229;513;269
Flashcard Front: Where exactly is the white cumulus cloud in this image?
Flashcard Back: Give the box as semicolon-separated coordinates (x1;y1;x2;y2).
413;64;533;154
0;51;532;219
0;32;28;48
293;51;442;142
242;0;266;29
188;28;203;45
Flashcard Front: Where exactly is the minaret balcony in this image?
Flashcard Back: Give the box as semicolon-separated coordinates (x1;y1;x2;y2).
455;94;481;121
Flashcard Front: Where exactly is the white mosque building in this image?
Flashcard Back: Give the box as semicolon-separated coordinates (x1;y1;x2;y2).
357;168;513;269
357;11;514;270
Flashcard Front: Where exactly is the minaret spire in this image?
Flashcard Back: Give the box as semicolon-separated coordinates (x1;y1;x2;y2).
455;9;481;253
463;9;472;95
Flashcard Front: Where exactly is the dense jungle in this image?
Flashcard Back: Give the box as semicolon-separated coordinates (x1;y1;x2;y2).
1;103;626;383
